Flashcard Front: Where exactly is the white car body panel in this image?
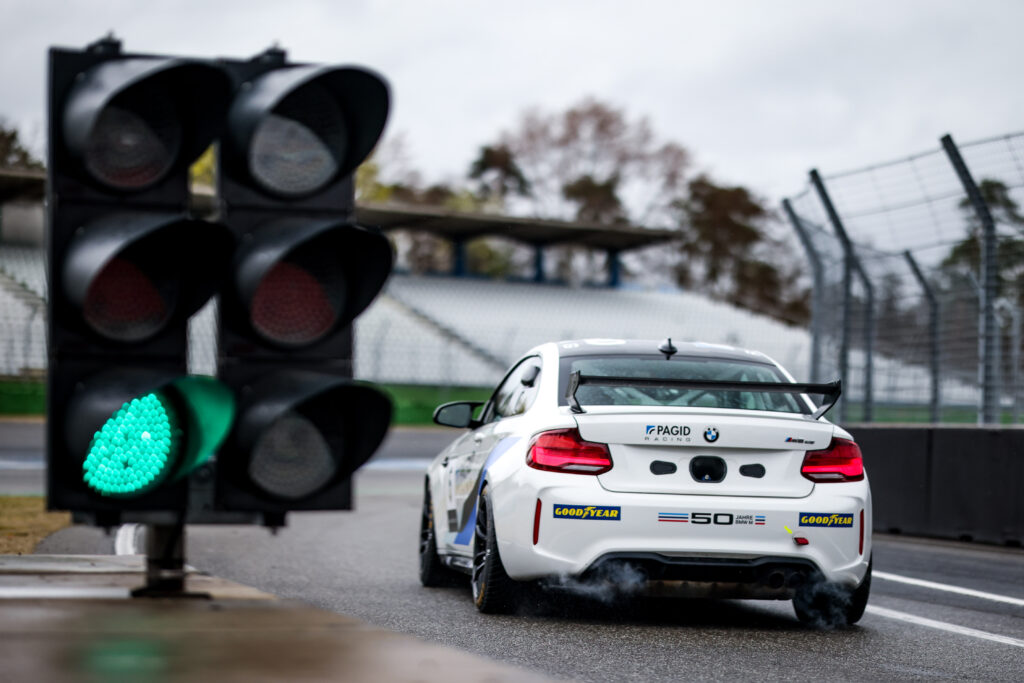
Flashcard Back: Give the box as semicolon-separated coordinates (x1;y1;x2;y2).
426;339;871;595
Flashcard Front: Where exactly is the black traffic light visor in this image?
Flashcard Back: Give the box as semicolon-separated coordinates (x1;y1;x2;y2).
63;213;234;343
233;219;392;348
62;58;232;191
226;65;389;197
234;371;391;500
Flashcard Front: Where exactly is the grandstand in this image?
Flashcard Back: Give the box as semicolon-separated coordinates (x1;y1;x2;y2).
370;274;811;382
0;242;982;405
0;165;983;412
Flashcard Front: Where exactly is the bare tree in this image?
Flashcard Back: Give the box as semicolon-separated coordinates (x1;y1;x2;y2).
0;121;44;171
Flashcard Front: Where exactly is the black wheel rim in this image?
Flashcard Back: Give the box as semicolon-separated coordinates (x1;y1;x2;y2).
471;496;488;600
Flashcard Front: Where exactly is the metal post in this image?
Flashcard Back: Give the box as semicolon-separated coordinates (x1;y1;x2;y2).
607;249;621;288
451;238;467;277
130;522;194;597
1012;306;1021;423
810;170;875;422
941;133;999;424
782;199;824;383
904;251;941;422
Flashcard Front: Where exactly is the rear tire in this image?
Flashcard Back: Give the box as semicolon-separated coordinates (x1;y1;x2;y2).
471;486;519;613
793;557;872;628
419;481;463;587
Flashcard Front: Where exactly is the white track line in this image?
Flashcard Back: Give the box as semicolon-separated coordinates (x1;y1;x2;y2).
867;605;1024;649
113;524;140;555
875;571;1024;608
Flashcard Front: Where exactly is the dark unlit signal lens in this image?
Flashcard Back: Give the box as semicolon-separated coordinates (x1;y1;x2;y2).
84;85;182;190
249;411;338;499
249;248;344;346
248;82;347;196
83;257;171;342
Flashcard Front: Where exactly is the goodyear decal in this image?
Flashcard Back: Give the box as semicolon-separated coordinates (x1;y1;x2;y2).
553;504;621;520
799;512;854;528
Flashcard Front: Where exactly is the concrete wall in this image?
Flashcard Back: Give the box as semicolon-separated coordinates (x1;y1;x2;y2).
0;201;44;246
850;425;1024;546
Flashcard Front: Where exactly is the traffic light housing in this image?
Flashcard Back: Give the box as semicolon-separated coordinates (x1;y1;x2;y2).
46;38;394;527
214;50;393;522
47;38;236;522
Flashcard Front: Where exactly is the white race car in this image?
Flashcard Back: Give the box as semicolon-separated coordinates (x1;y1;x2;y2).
419;339;871;626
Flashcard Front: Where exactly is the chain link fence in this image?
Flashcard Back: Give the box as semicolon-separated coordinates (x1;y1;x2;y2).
783;131;1024;423
1;237;818;413
4;132;1023;425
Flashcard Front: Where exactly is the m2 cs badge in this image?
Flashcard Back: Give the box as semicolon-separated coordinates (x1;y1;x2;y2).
553;505;621;520
799;513;854;527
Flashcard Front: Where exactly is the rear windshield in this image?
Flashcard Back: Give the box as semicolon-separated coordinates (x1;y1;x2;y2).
558;355;809;414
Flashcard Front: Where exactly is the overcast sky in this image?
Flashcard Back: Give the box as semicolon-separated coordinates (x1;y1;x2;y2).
3;0;1023;202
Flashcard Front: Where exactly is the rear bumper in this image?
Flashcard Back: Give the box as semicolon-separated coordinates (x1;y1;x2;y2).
572;553;822;599
493;472;871;589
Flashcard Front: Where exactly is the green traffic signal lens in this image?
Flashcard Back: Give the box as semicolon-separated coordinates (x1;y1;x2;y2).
83;392;181;498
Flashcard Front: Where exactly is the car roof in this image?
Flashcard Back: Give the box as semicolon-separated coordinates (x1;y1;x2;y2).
550;338;777;365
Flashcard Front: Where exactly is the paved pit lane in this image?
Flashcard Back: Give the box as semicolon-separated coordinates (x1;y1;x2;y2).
29;427;1024;681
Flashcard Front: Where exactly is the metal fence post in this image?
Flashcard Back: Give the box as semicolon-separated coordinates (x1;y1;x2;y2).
782;199;823;383
941;133;999;424
1011;305;1021;423
904;250;941;422
810;169;875;422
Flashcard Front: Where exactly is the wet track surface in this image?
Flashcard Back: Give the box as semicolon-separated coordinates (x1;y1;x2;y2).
21;426;1024;680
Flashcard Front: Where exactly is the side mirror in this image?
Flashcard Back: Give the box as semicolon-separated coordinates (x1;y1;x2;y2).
433;401;484;429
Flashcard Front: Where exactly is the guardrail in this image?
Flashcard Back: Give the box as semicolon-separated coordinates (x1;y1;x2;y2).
850;425;1024;546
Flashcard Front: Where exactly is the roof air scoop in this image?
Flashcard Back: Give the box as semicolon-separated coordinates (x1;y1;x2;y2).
658;337;677;359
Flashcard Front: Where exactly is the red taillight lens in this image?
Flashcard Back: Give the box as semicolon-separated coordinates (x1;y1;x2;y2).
526;428;612;475
801;437;864;482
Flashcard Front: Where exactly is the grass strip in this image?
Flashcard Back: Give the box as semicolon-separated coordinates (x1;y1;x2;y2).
0;496;71;554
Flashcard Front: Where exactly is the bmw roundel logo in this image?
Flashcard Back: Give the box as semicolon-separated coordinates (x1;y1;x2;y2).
703;427;719;443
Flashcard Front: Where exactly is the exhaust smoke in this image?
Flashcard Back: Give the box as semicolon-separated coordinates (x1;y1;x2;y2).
541;561;647;604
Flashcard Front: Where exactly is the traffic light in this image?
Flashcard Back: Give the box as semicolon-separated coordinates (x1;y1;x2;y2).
46;37;236;522
214;49;393;523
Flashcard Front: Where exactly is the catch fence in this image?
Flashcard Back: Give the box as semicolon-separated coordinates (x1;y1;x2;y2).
783;131;1024;423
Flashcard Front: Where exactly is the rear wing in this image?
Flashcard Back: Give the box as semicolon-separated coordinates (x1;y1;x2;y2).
565;371;842;420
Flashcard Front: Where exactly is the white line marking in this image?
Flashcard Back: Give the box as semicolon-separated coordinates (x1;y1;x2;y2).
363;459;431;471
867;605;1024;649
114;524;140;555
875;571;1024;608
0;458;44;470
0;586;131;599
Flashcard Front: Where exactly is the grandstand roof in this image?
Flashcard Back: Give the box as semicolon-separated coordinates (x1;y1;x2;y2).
356;202;679;252
0;169;679;253
0;169;45;202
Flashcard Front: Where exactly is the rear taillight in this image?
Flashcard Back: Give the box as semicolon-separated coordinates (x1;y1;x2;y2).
801;437;864;482
526;428;613;475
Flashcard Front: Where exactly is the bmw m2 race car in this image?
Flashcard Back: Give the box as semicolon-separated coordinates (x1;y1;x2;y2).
419;339;871;626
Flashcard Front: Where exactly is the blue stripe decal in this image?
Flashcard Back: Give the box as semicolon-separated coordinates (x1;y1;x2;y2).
453;436;521;546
